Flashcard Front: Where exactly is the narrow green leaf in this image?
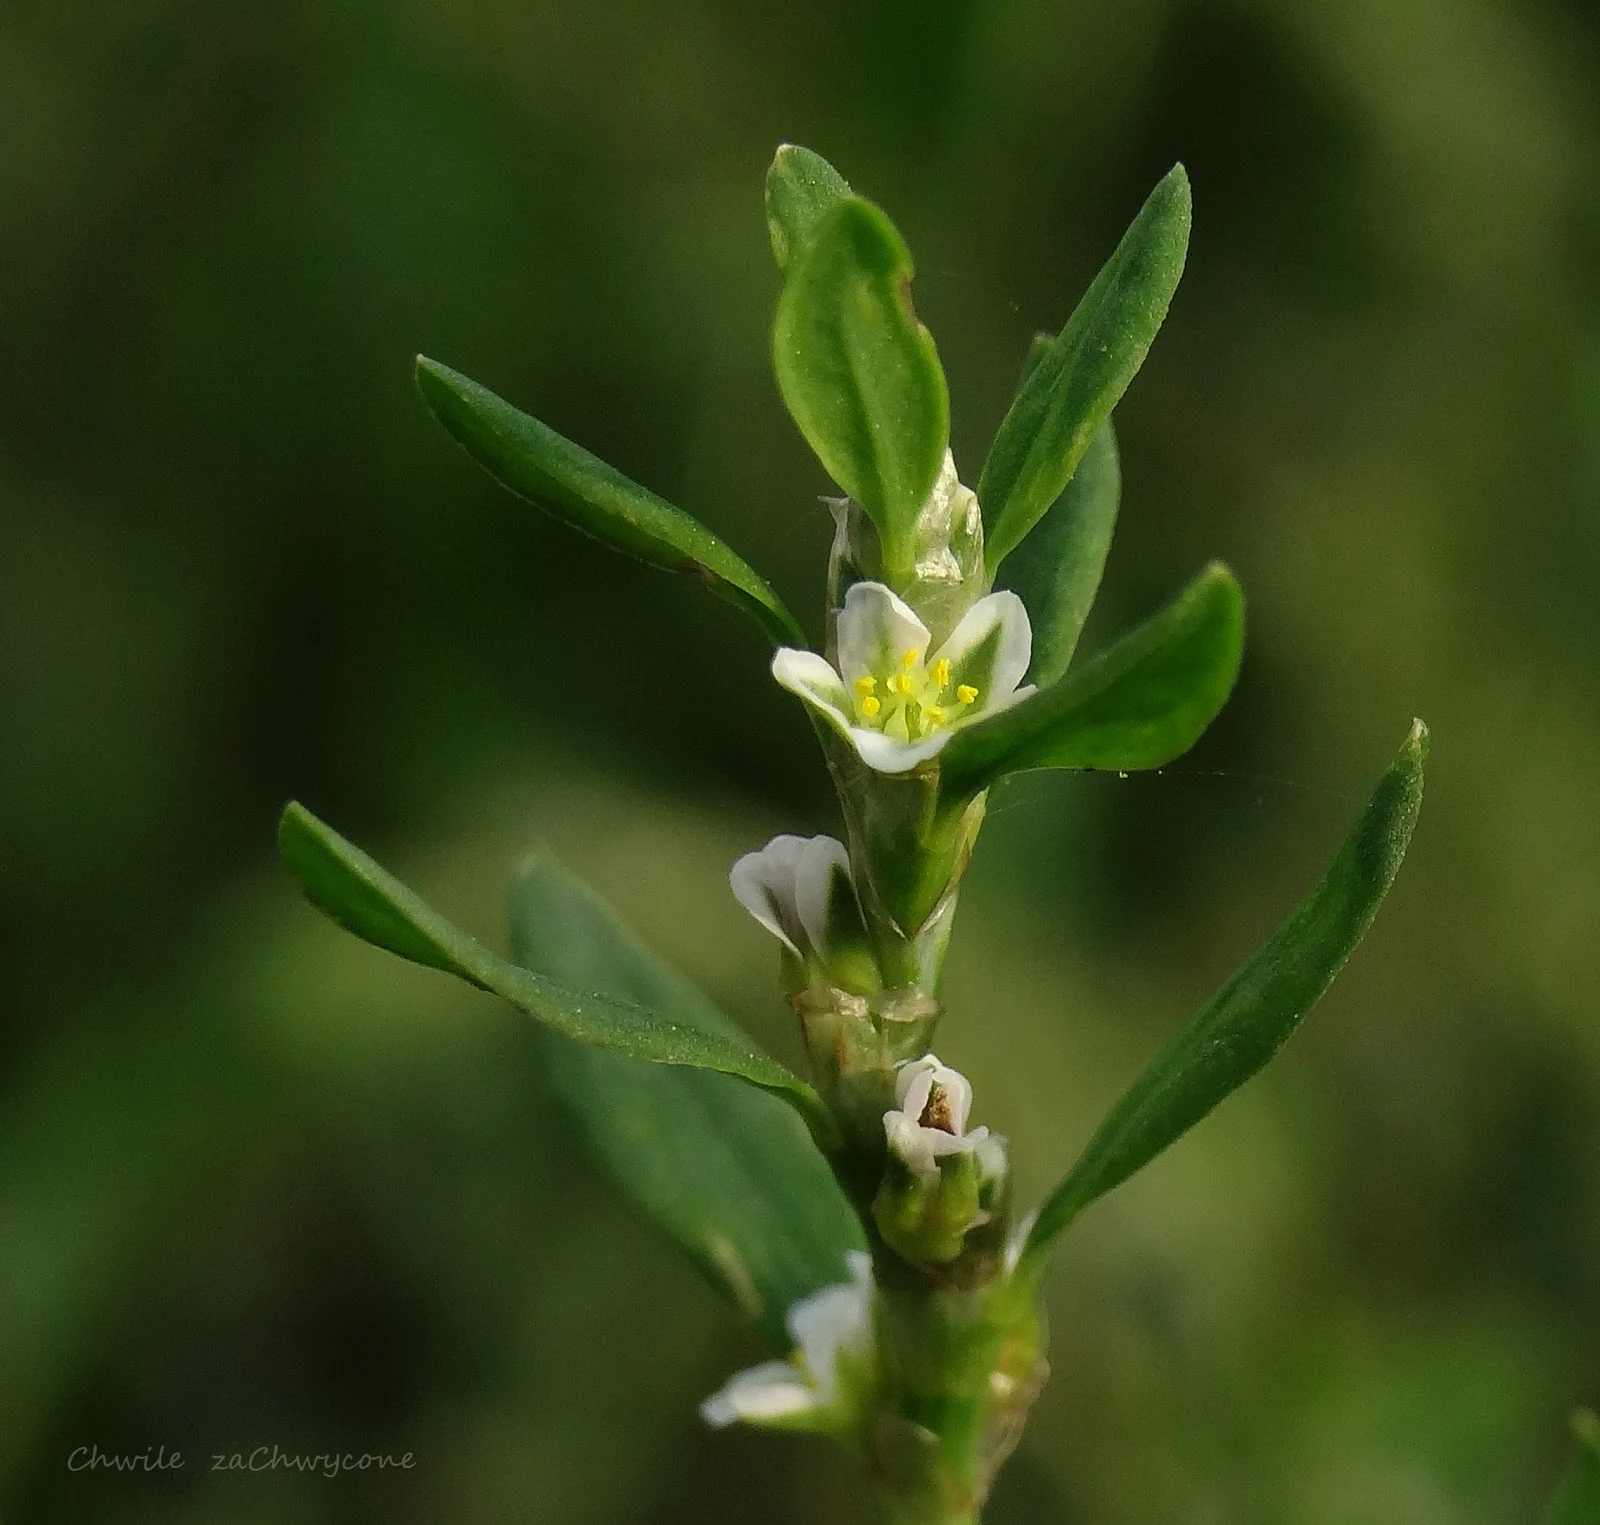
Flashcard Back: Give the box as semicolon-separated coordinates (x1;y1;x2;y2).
980;165;1191;568
939;562;1243;797
772;198;949;580
1018;720;1428;1275
277;803;834;1146
765;143;852;269
1018;329;1054;386
994;417;1121;687
414;356;804;647
509;854;864;1349
1544;1411;1600;1525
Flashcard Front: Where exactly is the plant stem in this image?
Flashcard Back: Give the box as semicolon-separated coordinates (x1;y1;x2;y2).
864;1270;1045;1525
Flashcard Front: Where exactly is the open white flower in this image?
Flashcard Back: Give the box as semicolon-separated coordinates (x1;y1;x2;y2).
883;1054;994;1183
772;583;1034;774
700;1250;874;1430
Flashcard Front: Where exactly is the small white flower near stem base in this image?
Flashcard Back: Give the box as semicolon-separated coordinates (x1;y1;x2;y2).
700;1251;875;1432
772;582;1034;775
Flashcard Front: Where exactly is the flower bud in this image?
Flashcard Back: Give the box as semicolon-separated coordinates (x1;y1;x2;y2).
825;450;985;644
730;834;881;996
873;1056;1009;1265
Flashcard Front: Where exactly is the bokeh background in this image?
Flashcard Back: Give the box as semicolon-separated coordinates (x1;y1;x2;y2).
4;0;1600;1520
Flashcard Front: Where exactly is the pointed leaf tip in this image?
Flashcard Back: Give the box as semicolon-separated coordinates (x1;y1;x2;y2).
980;166;1192;567
772;195;949;578
278;802;835;1146
765;144;852;270
940;561;1243;794
1018;719;1425;1273
413;355;803;646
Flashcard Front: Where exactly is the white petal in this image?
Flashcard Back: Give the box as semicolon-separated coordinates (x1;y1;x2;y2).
728;834;810;955
940;1068;974;1135
974;1132;1009;1183
699;1361;819;1428
893;1055;942;1107
786;1268;872;1400
848;725;953;775
884;1112;988;1183
792;835;854;957
835;582;931;686
771;648;855;740
893;1056;973;1134
933;590;1033;709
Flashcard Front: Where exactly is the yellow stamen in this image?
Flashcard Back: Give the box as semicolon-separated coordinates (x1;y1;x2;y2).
900;648;919;671
854;675;877;697
889;673;914;697
860;695;881;718
956;684;979;704
923;705;945;725
932;658;951;689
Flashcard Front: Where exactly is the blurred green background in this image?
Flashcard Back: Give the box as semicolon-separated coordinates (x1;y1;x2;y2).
4;0;1599;1520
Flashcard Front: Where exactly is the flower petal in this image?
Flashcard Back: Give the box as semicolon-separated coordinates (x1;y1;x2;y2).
729;834;812;954
848;725;953;775
792;835;855;957
699;1360;819;1428
884;1113;991;1182
787;1275;870;1400
933;590;1033;713
894;1058;935;1113
835;582;931;686
772;648;855;741
893;1055;973;1133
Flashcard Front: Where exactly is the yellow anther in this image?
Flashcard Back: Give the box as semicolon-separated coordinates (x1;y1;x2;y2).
900;648;919;671
956;684;979;704
889;673;914;697
923;705;946;725
860;695;882;718
854;675;877;697
932;658;951;689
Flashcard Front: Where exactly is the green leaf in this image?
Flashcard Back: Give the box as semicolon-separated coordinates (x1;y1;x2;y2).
1544;1411;1600;1525
277;802;834;1147
1018;720;1428;1276
939;562;1243;797
772;198;950;581
980;165;1191;569
414;356;804;647
765;143;852;270
994;416;1120;688
508;854;865;1350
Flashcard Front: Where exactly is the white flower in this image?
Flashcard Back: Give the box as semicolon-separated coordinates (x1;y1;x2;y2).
729;834;854;960
772;583;1034;775
730;834;880;994
882;1054;993;1183
700;1251;874;1430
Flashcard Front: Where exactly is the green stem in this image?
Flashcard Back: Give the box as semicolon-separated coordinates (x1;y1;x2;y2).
863;1271;1046;1525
